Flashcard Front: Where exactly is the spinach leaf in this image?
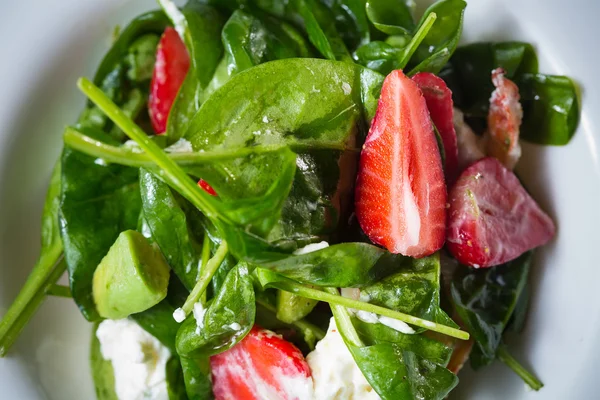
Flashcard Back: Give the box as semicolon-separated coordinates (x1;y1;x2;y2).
166;357;188;400
180;356;214;400
176;262;255;357
59;127;141;321
254;243;403;287
79;11;168;139
361;252;457;327
442;41;579;144
184;58;383;249
161;1;225;141
352;318;452;365
294;0;337;60
140;168;204;290
90;324;118;400
130;299;181;352
322;0;370;52
347;344;458;400
450;251;532;368
408;0;466;74
366;0;415;35
354;40;404;75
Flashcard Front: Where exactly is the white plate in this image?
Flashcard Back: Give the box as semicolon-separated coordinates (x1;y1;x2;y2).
0;0;598;399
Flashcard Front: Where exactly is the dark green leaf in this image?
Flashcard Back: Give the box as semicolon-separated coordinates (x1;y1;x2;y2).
451;251;532;368
176;262;255;357
354;40;403;75
361;252;457;327
322;0;370;52
347;344;458;400
166;357;188;400
366;0;415;35
139;168;204;289
90;324;118;400
180;356;214;400
40;161;63;258
130;299;181;352
125;34;160;82
408;0;466;74
59;128;141;321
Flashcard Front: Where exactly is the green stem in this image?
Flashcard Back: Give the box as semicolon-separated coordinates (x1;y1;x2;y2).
46;284;72;298
268;278;469;340
180;242;228;318
325;287;363;347
63;128;353;170
255;299;326;341
397;12;437;69
77;78;223;223
497;345;544;391
199;233;212;306
0;254;66;356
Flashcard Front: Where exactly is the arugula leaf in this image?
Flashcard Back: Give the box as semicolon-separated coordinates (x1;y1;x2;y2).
361;252;457;327
442;41;580;145
90;324;118;400
59;127;141;321
139;168;205;290
450;251;532;368
176;262;255;357
366;0;415;35
408;0;466;74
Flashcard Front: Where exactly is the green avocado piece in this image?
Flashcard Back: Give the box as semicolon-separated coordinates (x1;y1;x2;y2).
276;290;318;324
93;230;170;319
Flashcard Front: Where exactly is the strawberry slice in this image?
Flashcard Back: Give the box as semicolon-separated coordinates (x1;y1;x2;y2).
485;68;523;169
210;326;314;400
355;69;447;258
149;27;190;134
412;72;459;184
198;179;217;196
447;157;555;268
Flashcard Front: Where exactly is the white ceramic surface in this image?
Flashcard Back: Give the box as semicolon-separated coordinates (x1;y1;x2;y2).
0;0;597;399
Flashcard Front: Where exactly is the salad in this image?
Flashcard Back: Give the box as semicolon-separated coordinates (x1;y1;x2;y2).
0;0;580;399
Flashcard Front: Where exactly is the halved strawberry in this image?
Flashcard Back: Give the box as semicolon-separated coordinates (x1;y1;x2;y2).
210;326;314;400
355;69;447;258
149;27;190;134
198;179;217;196
412;72;459;184
447;157;555;268
485;68;523;169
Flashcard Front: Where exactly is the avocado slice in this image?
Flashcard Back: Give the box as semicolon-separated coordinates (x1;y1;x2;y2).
93;230;170;319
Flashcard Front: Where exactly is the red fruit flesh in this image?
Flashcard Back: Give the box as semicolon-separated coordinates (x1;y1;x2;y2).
412;72;459;184
198;179;217;196
355;69;447;258
447;157;555;268
211;326;313;400
149;27;190;134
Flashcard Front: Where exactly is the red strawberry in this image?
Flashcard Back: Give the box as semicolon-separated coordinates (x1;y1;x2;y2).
447;157;555;268
210;326;314;400
355;69;447;258
149;27;190;134
412;72;459;184
198;179;217;196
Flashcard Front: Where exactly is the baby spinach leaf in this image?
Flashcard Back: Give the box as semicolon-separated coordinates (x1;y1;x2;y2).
176;262;255;357
352;318;452;365
180;356;214;400
361;252;457;327
322;0;370;52
354;40;404;75
79;10;168;139
254;242;403;287
90;324;118;400
130;299;181;352
139;168;204;290
348;344;458;400
59;127;141;321
518;73;580;145
408;0;466;74
366;0;415;35
450;251;532;368
166;357;188;400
